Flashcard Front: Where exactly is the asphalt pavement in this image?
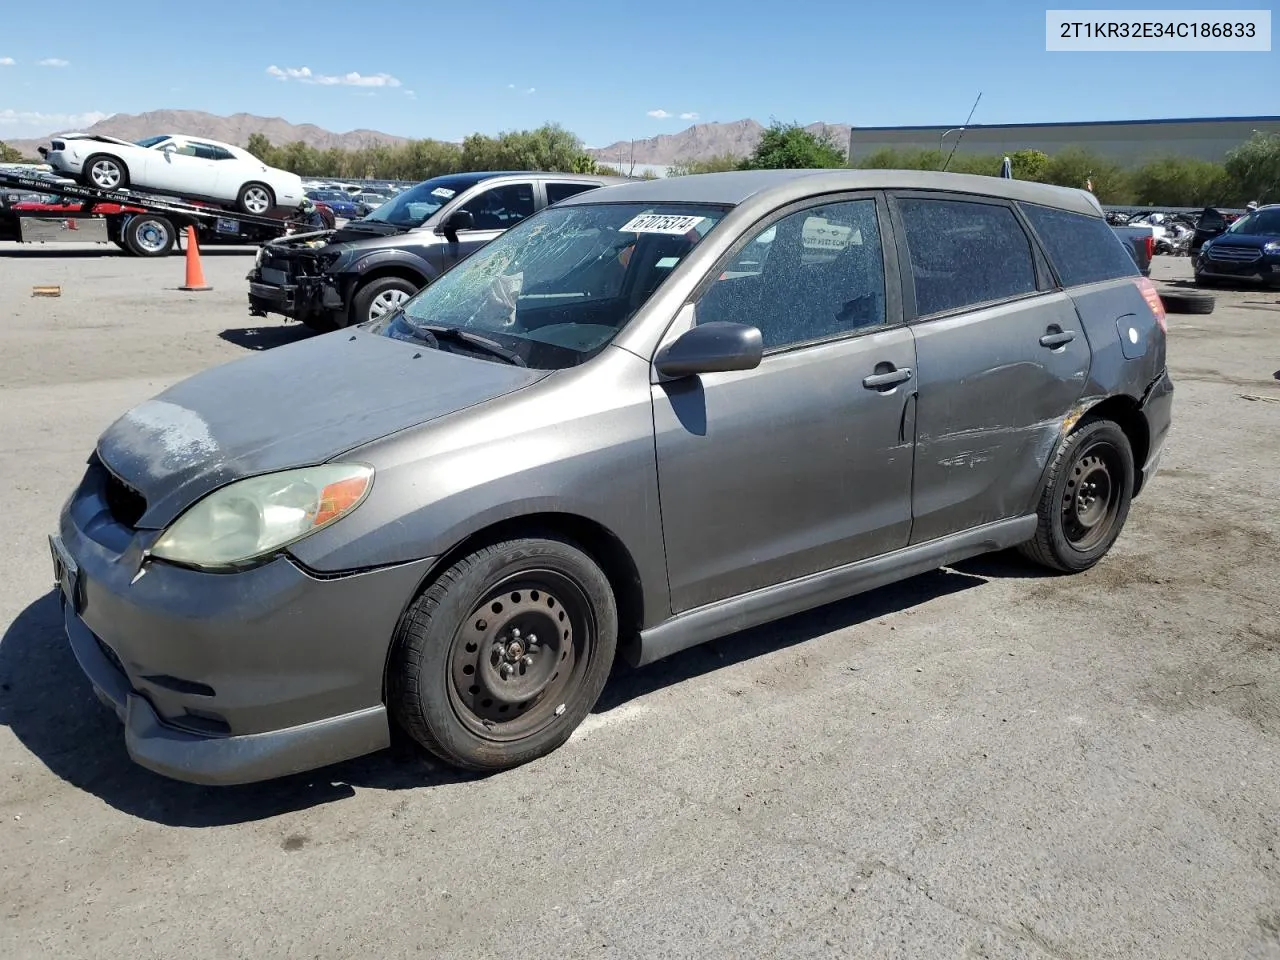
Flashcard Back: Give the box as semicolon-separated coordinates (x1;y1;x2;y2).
0;243;1277;959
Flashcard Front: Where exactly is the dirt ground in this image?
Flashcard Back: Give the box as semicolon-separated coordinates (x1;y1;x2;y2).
0;243;1277;960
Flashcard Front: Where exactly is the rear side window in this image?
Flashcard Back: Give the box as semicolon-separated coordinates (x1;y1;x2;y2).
896;198;1037;317
1019;203;1139;287
546;182;601;204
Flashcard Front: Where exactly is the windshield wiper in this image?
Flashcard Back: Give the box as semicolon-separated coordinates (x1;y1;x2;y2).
414;324;527;367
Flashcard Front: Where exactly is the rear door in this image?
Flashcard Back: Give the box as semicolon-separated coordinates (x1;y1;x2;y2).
888;191;1091;545
653;193;918;612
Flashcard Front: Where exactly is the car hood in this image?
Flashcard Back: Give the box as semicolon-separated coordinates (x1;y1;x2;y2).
94;330;550;528
1207;233;1276;249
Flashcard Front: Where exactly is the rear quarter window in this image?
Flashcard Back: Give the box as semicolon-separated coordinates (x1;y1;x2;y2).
1019;203;1139;287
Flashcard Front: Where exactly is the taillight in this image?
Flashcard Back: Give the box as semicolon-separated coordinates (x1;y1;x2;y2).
1144;235;1154;260
1134;277;1167;332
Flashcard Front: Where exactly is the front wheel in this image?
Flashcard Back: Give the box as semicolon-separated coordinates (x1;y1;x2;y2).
349;275;418;327
388;537;619;772
1018;418;1135;573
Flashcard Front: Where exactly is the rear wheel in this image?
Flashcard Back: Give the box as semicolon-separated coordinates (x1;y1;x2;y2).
388;537;618;772
121;214;176;257
349;275;418;327
236;182;275;216
83;154;127;192
1019;418;1134;573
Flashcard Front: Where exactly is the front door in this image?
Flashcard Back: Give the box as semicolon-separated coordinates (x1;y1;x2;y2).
888;192;1091;544
144;140;220;197
653;194;918;614
439;181;538;272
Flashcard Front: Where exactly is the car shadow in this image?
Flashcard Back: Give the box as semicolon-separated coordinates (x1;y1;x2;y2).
0;553;1043;827
218;324;316;351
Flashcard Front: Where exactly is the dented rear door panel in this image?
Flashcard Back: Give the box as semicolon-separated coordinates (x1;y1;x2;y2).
908;291;1091;545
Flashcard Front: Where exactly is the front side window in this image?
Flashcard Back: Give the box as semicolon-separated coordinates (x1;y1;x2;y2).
695;198;887;350
897;197;1037;317
460;183;537;230
370;202;728;369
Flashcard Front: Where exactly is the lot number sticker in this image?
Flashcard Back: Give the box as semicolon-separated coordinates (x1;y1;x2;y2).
431;187;456;199
620;213;705;235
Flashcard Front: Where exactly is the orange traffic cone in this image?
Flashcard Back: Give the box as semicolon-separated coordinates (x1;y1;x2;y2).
179;225;211;292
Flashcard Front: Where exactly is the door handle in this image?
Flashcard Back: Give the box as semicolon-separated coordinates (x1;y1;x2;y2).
863;367;913;390
1039;329;1075;348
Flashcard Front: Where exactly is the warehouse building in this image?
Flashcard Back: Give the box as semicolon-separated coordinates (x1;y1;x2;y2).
847;116;1280;165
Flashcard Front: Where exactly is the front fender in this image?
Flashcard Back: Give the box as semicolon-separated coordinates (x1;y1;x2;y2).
346;248;435;282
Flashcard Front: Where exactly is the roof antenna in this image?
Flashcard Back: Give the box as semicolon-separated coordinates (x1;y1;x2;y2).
941;92;982;173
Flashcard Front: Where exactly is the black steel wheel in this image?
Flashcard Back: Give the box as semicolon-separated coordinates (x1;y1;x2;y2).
1019;418;1135;573
389;536;618;772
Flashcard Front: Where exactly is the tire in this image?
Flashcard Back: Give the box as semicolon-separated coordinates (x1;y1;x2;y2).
82;154;128;192
1018;418;1135;574
388;536;619;772
121;214;176;257
349;275;418;327
236;182;275;216
1160;288;1215;315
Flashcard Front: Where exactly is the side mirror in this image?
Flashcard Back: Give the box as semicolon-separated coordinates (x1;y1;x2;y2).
442;209;474;234
654;321;763;379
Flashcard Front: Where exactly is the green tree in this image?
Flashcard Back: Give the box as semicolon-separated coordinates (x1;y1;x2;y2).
0;141;26;163
1043;147;1133;204
1223;131;1280;204
739;121;846;170
244;133;275;163
1131;156;1230;207
1009;149;1051;181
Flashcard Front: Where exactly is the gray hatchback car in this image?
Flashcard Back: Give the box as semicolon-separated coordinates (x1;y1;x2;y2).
50;169;1173;784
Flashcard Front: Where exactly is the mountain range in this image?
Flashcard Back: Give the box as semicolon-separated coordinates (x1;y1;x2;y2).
4;110;850;167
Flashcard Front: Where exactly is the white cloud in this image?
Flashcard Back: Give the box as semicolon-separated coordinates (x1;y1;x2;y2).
0;57;15;66
647;109;672;119
508;83;516;89
680;112;700;120
0;109;111;138
266;65;401;88
405;89;417;99
38;58;69;67
524;87;535;94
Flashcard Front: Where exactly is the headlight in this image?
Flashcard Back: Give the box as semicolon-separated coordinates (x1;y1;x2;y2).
150;464;372;569
1264;241;1280;255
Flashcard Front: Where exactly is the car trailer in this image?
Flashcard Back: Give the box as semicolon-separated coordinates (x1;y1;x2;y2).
0;172;291;257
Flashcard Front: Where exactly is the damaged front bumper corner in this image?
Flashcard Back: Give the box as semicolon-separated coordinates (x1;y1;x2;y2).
247;270;346;324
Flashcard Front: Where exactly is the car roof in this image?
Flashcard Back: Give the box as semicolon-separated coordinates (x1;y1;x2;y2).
554;168;1105;218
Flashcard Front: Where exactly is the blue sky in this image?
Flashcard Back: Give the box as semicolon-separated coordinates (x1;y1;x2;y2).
1;0;1275;146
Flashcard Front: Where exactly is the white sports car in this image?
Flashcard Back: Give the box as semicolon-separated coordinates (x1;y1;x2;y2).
40;133;304;215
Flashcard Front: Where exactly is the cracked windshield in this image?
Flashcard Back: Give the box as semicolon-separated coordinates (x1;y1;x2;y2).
369;203;727;367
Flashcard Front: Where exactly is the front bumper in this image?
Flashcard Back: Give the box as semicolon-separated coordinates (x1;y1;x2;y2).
247;266;346;322
52;461;434;785
1195;255;1280;285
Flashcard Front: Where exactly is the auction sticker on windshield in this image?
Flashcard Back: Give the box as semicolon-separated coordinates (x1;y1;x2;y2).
620;214;706;235
431;187;456;199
